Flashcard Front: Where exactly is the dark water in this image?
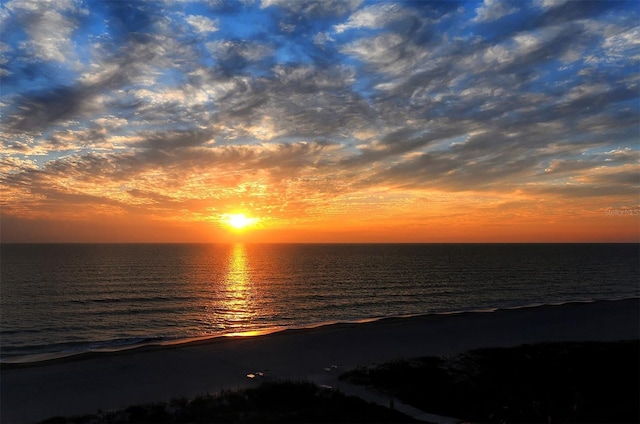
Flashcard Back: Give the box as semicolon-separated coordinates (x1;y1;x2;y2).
1;243;638;362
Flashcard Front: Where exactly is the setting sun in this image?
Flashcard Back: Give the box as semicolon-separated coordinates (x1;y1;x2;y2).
224;214;258;230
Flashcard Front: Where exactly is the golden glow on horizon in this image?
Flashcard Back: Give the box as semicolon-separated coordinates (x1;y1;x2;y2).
224;213;259;230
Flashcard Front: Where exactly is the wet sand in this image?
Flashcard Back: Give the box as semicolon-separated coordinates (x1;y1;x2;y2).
2;298;638;423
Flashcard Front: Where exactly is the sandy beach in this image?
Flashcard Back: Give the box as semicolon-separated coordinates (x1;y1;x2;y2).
2;298;639;423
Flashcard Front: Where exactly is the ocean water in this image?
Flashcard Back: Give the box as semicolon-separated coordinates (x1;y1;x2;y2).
1;243;638;362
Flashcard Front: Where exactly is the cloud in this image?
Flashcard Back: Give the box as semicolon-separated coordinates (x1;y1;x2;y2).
330;5;637;199
535;0;570;10
207;39;272;62
313;32;334;47
4;0;85;63
0;137;352;226
261;0;362;17
334;2;415;33
1;8;201;135
473;0;517;23
342;32;409;67
185;14;219;34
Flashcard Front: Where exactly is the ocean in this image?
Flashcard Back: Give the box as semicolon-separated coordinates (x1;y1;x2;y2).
1;243;638;363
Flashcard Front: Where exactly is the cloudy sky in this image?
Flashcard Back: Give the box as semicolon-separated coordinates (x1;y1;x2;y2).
1;0;638;242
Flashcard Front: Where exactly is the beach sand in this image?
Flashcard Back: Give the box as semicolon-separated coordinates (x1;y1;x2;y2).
2;298;639;423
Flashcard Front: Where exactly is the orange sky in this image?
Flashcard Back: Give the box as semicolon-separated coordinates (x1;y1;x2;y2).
2;186;638;243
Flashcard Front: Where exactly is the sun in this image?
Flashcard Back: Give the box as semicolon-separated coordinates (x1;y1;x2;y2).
224;213;258;230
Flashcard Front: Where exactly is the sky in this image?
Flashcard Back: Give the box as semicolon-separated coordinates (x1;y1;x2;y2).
1;0;639;243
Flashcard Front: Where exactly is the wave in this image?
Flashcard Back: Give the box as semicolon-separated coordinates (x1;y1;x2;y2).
3;296;638;366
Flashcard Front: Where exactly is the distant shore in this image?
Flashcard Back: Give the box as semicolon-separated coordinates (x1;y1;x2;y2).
2;298;639;423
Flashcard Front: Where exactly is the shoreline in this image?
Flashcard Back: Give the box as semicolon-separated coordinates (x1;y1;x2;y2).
3;296;637;367
2;298;639;423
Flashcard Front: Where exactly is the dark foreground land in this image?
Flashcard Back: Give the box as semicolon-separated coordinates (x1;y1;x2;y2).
5;299;638;423
40;381;414;423
41;340;638;424
342;340;640;423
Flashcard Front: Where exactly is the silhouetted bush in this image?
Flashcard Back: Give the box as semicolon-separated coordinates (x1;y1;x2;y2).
341;340;639;423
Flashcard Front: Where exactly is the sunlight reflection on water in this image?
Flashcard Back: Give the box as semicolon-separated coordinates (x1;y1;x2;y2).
220;243;256;328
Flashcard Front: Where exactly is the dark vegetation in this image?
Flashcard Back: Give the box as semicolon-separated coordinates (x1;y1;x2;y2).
40;380;414;423
40;341;639;424
340;340;639;423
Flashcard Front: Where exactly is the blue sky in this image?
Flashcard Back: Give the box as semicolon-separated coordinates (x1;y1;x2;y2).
1;0;638;242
